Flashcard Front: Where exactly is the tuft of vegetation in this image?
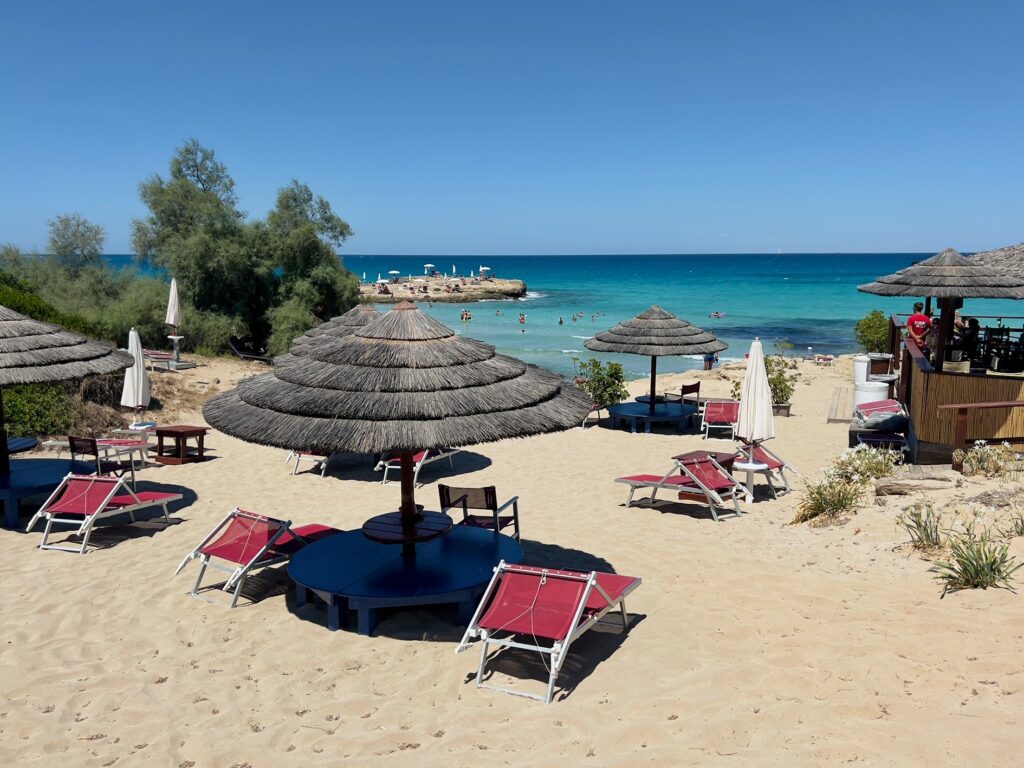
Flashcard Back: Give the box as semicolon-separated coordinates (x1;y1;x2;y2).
953;441;1022;479
930;532;1023;597
792;476;862;524
855;309;889;354
898;503;943;551
572;357;628;407
998;511;1024;539
829;444;902;485
4;383;78;437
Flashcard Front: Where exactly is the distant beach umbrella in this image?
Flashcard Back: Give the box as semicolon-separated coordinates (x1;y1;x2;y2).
736;338;774;452
585;305;727;416
388;270;401;275
480;266;491;273
424;263;435;274
470;270;474;278
362;272;367;281
452;264;457;275
165;278;181;332
292;305;381;349
120;327;151;420
377;273;382;282
0;305;133;472
204;301;591;542
858;248;1024;371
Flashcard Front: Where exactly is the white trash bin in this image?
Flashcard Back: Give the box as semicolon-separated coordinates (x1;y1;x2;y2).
853;355;870;384
853;381;889;411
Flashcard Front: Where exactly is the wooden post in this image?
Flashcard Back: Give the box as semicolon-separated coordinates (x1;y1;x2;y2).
952;407;969;472
933;298;955;373
649;357;658;416
0;388;8;475
924;296;932;315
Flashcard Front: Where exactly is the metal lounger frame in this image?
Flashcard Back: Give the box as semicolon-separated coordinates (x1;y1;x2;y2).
456;561;640;704
174;508;299;608
737;441;800;496
375;448;459;486
25;473;174;554
284;450;335;477
617;457;747;521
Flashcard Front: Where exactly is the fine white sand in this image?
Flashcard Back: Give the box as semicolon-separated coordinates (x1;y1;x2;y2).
1;356;1022;767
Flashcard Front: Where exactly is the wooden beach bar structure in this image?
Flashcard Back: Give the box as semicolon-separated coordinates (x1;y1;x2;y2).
863;246;1024;466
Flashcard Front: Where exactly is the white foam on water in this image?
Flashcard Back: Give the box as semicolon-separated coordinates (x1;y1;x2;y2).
519;291;546;301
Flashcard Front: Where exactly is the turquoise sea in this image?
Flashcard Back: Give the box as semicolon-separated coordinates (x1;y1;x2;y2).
107;253;1023;380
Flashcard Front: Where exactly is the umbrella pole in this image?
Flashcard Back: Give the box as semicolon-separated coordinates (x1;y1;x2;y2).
934;298;955;373
0;388;8;475
649;357;657;416
399;451;417;558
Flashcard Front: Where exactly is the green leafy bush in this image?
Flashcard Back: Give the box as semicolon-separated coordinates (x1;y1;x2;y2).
4;383;77;437
731;355;797;404
572;358;628;407
855;309;888;354
898;503;943;550
792;476;862;524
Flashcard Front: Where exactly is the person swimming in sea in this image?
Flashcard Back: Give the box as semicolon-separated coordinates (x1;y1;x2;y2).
709;311;726;319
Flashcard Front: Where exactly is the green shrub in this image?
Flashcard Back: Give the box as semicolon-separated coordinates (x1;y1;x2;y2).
186;309;239;355
792;476;862;524
998;511;1024;539
267;296;319;355
930;533;1023;597
730;355;797;404
898;503;943;550
572;357;628;407
829;444;902;484
855;309;888;354
4;383;77;437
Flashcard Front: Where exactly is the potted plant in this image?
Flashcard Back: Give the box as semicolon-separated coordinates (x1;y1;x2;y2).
731;355;797;416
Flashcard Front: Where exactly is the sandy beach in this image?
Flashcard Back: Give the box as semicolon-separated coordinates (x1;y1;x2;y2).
358;275;527;304
2;355;1022;767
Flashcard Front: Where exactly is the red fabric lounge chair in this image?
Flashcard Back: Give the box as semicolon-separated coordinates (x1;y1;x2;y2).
616;454;747;521
735;441;799;495
854;399;907;420
456;561;641;704
375;447;460;486
174;508;339;608
439;484;521;540
702;399;740;439
25;474;183;554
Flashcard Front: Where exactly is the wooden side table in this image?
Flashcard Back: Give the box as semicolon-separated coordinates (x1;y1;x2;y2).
155;425;210;465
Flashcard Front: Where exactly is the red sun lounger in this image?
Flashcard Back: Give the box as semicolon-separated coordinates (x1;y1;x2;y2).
174;508;339;608
616;454;747;521
456;561;641;704
854;399;907;420
374;447;460;486
25;474;182;554
702;399;740;439
735;441;800;496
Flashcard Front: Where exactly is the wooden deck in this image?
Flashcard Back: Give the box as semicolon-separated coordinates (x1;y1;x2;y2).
827;385;854;424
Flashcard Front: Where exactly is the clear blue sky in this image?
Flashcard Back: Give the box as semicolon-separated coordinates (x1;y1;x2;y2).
2;1;1022;255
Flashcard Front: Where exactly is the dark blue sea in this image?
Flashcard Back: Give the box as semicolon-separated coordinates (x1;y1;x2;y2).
105;253;1021;380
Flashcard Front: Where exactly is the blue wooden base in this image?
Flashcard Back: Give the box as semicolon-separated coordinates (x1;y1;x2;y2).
288;526;523;635
608;402;696;433
0;459;95;529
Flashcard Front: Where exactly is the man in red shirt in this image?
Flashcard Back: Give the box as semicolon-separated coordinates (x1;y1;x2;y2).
906;302;931;347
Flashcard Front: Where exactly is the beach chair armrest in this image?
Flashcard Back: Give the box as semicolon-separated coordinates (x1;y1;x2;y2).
495;496;519;514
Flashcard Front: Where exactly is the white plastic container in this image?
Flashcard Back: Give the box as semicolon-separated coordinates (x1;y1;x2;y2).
853;355;870;384
853;380;889;410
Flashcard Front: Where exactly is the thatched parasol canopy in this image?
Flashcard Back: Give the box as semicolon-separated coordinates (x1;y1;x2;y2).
585;305;727;413
970;242;1024;279
205;301;591;538
205;301;591;456
292;305;381;348
856;248;1024;299
0;305;134;472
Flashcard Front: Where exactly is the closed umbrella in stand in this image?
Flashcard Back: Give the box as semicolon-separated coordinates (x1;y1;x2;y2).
736;338;775;458
120;327;151;425
165;278;183;363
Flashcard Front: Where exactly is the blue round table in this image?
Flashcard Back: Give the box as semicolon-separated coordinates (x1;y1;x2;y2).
288;526;523;635
1;458;94;529
608;401;696;433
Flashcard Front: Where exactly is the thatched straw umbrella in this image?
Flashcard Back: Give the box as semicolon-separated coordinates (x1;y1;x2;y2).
970;242;1024;279
584;305;727;415
204;301;591;545
0;306;134;472
292;305;381;348
857;248;1024;371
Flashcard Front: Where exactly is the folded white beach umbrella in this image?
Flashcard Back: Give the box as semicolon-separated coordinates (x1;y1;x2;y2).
165;278;181;331
120;327;151;413
736;337;775;449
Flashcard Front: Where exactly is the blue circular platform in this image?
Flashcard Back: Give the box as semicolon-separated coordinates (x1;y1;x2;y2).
288;526;523;635
1;458;94;529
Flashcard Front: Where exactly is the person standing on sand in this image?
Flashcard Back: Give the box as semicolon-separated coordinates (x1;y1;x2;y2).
906;302;931;348
703;351;718;371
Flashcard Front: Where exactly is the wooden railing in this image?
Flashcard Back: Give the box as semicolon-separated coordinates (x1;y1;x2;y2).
938;401;1024;471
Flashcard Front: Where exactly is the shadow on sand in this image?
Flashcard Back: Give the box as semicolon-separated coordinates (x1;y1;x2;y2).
289;449;493;486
